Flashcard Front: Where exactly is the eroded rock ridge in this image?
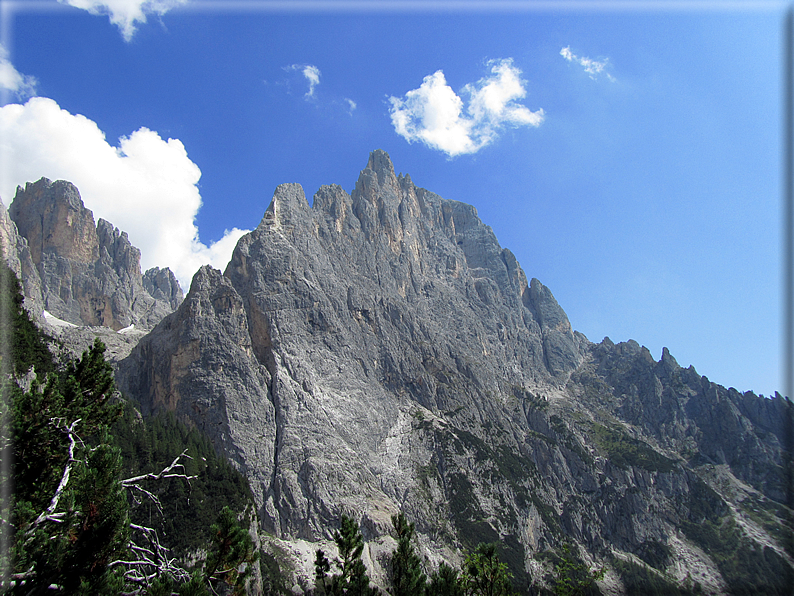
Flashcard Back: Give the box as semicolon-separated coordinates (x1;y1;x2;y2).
3;178;182;332
24;152;790;594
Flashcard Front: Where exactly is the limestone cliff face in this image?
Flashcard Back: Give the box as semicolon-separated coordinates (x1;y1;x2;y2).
0;198;44;318
7;178;182;331
117;151;791;594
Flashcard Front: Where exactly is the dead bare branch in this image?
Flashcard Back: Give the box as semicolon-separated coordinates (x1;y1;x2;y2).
24;418;82;538
120;449;195;486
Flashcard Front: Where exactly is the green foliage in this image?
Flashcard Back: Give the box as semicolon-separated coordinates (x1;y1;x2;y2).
1;267;263;594
0;262;54;377
427;562;464;596
11;339;122;515
420;422;532;588
634;539;672;571
612;558;694;596
205;505;259;595
461;542;516;596
682;475;728;523
315;548;333;595
111;407;253;556
589;424;677;473
390;512;427;596
146;570;211;596
261;551;291;595
681;517;793;595
551;544;604;596
8;338;128;594
739;497;794;558
316;515;379;595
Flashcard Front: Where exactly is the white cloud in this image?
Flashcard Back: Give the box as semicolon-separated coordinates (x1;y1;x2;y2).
59;0;187;42
344;98;357;113
285;64;321;99
0;44;37;99
388;58;544;157
560;46;615;81
0;97;249;290
302;65;320;98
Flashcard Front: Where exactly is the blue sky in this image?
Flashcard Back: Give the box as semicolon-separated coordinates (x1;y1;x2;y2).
0;0;787;398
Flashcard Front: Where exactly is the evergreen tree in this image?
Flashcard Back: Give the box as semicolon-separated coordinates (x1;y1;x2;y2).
204;505;259;595
551;544;604;596
316;514;379;595
1;266;263;594
111;407;253;557
427;562;465;596
461;543;515;596
8;339;128;593
315;548;333;595
0;262;53;377
59;432;129;593
390;512;426;596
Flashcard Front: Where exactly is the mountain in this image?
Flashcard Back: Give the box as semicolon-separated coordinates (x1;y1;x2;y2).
114;150;793;594
0;177;183;361
4;152;792;594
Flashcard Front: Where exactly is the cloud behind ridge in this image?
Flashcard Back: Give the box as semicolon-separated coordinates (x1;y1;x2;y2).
0;97;249;289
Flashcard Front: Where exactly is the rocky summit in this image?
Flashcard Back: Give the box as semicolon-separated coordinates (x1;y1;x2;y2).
1;178;183;360
5;151;793;594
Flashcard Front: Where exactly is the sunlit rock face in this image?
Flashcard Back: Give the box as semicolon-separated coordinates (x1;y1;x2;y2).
116;151;792;595
7;177;182;331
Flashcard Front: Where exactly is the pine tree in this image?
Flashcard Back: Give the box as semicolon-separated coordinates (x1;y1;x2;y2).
427;562;465;596
390;512;426;596
461;543;515;596
0;262;53;377
7;339;128;593
320;514;379;595
552;544;604;596
204;505;259;595
2;266;260;593
315;548;332;594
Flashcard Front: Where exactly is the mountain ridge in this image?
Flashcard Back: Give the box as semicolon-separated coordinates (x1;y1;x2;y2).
0;177;184;362
3;150;792;594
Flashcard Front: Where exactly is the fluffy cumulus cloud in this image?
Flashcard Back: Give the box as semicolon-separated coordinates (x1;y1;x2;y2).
59;0;187;42
0;97;249;289
0;44;37;99
388;59;544;157
560;46;615;81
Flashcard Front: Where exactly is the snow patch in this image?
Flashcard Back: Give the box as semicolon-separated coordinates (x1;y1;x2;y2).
42;310;78;328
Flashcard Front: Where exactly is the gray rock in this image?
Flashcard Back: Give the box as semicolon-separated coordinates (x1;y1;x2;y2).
7;177;182;330
143;266;183;310
0;197;44;320
110;150;793;594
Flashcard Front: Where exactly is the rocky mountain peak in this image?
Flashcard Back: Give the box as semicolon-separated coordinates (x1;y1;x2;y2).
115;152;793;594
349;149;406;243
142;266;183;310
259;182;311;236
10;178;99;265
4;177;183;338
365;147;399;189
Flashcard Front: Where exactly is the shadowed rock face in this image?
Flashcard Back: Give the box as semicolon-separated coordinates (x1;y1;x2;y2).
6;178;182;331
0;196;44;318
117;151;792;594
